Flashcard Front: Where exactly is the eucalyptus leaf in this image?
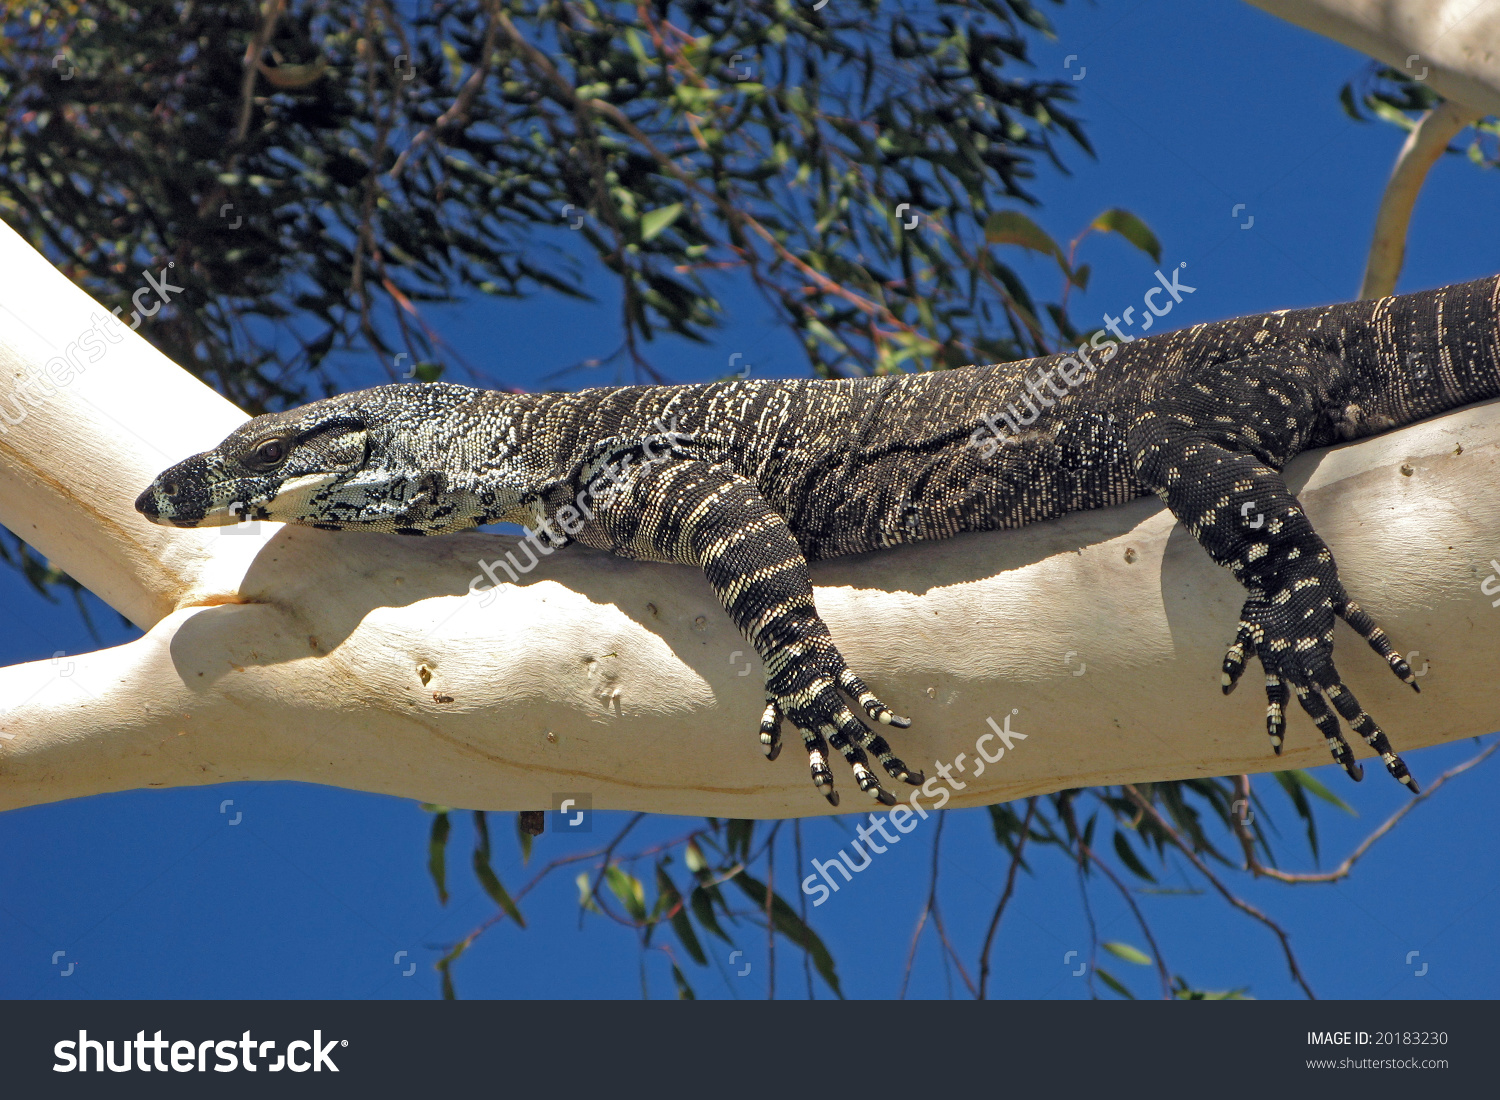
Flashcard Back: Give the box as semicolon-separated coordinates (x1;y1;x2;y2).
1089;208;1162;263
641;203;685;242
1102;941;1152;966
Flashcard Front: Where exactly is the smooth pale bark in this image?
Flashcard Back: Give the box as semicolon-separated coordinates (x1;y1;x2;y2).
1245;0;1500;118
2;226;1500;819
1360;100;1483;299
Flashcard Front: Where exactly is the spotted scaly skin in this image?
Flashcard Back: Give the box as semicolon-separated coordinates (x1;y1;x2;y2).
137;275;1500;802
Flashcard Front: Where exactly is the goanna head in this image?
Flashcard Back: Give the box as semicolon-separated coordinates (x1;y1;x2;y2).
135;382;537;535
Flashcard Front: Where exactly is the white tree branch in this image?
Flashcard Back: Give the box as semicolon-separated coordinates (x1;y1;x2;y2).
1245;0;1500;118
1;225;1498;819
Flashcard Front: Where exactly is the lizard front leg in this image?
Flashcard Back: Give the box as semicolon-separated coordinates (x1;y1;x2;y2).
573;451;923;806
1129;357;1421;792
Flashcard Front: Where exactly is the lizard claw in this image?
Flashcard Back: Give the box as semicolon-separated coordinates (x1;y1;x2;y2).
762;645;920;804
1384;650;1421;693
1339;596;1423;696
1221;620;1255;695
1229;575;1420;794
840;666;914;729
758;699;783;762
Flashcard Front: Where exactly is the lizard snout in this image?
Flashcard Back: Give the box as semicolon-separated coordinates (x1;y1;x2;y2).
135;456;212;527
134;484;162;520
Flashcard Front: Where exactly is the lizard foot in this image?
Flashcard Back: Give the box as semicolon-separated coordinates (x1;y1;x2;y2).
1221;574;1420;793
758;649;921;807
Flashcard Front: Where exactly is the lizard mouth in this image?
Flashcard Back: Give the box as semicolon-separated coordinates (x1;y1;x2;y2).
135;478;211;527
136;468;346;528
133;485;162;521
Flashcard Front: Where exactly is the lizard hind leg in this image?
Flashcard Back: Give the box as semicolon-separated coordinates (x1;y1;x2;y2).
1233;583;1369;783
761;676;846;806
1224;619;1301;762
1235;580;1421;792
1221;620;1257;695
788;670;899;805
1128;362;1422;796
822;719;897;806
805;668;921;797
758;626;920;804
1288;671;1365;782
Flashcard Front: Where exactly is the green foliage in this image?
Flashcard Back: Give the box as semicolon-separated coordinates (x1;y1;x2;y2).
471;811;525;927
425;806;452;905
655;864;706;966
1088;208;1161;264
409;764;1405;1000
731;869;841;997
1101;940;1151;966
1;0;1112;404
1;0;1146;596
1340;62;1500;168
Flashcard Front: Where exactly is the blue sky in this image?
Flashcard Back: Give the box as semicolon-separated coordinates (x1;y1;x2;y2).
2;0;1498;1000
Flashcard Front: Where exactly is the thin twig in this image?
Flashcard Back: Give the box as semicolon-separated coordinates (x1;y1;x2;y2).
1080;841;1172;999
899;811;943;998
516;847;607;901
350;0;400;349
580;812;647;927
1123;785;1316;999
1056;794;1105;999
1230;773;1259;869
234;0;287;146
388;0;503;177
795;820;815;999
899;811;976;998
976;797;1037;999
1241;741;1498;884
765;823;776;1000
1074;845;1100;999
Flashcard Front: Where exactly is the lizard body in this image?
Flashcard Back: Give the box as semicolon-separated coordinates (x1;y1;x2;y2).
137;274;1500;804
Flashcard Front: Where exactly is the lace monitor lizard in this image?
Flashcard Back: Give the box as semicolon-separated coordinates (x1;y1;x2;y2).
136;274;1500;806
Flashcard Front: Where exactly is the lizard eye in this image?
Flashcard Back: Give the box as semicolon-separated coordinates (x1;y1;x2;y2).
248;437;290;468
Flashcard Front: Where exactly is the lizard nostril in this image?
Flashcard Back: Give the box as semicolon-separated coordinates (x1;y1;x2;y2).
161;480;179;497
